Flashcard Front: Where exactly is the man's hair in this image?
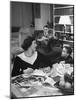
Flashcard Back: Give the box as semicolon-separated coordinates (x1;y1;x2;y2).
43;25;49;29
64;46;72;55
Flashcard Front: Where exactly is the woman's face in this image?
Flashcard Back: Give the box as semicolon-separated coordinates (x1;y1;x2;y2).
31;40;37;52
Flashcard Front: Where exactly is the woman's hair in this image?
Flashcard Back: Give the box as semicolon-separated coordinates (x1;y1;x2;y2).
21;36;35;51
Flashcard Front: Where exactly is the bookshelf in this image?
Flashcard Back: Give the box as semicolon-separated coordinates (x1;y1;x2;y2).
53;4;74;47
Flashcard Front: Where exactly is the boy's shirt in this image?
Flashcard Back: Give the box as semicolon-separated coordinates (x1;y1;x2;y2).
53;55;73;64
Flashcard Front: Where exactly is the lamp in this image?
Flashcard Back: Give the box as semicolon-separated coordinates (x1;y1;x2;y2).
59;16;71;40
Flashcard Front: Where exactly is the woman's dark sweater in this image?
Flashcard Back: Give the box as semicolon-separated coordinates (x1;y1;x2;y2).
12;52;49;77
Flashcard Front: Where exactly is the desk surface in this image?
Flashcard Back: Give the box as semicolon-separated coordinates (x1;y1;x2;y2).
11;73;62;98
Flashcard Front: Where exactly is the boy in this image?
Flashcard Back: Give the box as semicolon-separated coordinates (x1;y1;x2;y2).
48;46;73;78
53;46;73;64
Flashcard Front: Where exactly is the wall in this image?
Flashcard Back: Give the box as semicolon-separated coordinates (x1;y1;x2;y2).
11;2;53;30
35;4;53;30
41;3;51;28
11;2;32;28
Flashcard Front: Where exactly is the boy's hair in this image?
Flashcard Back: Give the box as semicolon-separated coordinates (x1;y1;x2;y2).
64;46;72;55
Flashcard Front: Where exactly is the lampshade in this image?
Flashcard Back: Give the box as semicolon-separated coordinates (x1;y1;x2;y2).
59;16;71;25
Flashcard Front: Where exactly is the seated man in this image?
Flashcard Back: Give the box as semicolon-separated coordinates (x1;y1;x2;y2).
37;25;62;54
37;25;51;42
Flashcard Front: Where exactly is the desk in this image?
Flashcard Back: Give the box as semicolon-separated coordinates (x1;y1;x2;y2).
11;74;62;98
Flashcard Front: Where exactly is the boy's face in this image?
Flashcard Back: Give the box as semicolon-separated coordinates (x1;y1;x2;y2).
61;47;69;57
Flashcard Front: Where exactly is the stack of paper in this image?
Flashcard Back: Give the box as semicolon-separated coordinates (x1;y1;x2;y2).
43;76;56;86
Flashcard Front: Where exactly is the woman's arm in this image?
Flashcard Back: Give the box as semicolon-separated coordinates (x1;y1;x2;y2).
11;57;23;77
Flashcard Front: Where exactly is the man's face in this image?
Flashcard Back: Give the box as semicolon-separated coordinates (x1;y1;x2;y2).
61;47;69;57
43;27;49;36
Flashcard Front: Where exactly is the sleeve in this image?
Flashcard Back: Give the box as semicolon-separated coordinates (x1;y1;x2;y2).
65;56;73;64
11;56;23;77
51;56;61;64
37;52;51;68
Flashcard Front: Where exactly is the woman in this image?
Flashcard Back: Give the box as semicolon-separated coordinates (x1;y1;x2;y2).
12;36;47;77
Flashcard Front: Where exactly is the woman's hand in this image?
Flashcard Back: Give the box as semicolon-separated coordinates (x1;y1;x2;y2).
23;68;34;74
37;36;48;41
43;66;51;73
60;61;65;64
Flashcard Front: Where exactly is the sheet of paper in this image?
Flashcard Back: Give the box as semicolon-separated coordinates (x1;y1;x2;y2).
32;69;46;76
43;76;56;86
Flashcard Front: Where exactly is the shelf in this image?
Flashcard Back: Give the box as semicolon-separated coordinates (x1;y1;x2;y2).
53;4;74;46
55;30;64;33
59;39;74;43
54;15;73;17
54;23;73;26
55;30;73;34
54;6;74;9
